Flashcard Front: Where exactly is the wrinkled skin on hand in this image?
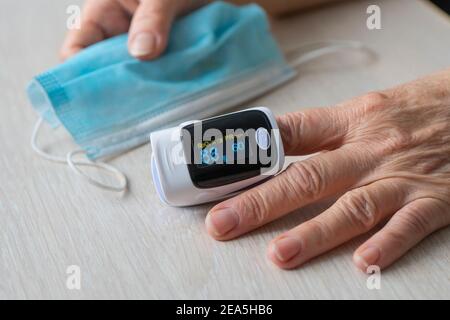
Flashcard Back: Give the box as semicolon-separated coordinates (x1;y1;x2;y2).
61;1;450;272
206;69;450;271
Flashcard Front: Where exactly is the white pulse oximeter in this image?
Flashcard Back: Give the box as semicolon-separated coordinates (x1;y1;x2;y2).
150;107;285;206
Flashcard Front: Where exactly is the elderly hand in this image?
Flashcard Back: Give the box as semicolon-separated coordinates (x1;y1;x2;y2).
206;69;450;271
60;0;207;61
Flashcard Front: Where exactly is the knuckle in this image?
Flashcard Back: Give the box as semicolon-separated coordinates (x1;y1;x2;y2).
338;189;379;231
272;172;300;205
303;220;333;247
397;206;432;235
380;128;414;154
278;112;305;153
238;190;270;227
288;161;324;200
383;228;409;248
360;91;390;114
132;9;171;30
143;0;174;16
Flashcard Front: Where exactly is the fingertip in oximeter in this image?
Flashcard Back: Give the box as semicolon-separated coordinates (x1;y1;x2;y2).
150;107;285;206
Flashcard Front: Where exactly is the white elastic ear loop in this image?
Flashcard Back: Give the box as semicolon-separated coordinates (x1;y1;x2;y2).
66;150;127;192
31;118;128;192
285;40;367;68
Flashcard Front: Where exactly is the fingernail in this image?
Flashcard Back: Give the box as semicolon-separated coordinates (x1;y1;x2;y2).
130;33;156;57
206;208;239;236
271;237;302;262
354;246;380;271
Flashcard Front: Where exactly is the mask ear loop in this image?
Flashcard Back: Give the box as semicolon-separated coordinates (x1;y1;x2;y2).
31;118;128;193
66;150;127;192
284;40;367;68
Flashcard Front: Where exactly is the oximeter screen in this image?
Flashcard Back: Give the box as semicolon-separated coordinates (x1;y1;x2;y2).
182;110;275;189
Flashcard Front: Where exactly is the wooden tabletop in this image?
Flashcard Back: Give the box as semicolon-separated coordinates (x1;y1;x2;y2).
1;0;449;299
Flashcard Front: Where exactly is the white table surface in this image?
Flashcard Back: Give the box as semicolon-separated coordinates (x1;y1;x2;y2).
1;0;449;299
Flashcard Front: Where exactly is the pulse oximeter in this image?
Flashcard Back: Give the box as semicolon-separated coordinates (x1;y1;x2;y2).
150;107;285;206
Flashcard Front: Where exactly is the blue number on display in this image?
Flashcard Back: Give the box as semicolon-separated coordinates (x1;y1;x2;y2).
201;146;219;165
210;147;218;162
201;149;210;165
232;142;244;152
201;142;244;165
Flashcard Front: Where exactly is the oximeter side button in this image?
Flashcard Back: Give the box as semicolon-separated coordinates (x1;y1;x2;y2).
256;127;271;150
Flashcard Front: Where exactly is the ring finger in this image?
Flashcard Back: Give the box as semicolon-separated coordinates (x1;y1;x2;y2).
267;178;411;269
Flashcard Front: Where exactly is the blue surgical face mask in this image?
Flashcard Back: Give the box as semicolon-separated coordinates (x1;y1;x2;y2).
27;1;296;160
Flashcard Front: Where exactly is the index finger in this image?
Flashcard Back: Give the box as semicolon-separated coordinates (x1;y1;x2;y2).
205;145;374;240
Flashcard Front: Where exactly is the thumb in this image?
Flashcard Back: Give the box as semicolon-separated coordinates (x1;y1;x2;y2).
128;0;180;60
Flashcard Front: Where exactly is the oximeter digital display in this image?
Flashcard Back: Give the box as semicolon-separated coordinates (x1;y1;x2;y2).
150;107;285;206
183;109;275;189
